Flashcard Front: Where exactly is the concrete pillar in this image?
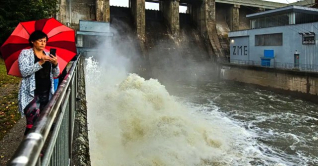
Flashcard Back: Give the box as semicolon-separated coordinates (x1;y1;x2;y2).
105;0;110;22
57;0;69;25
130;0;145;40
190;0;223;60
230;4;240;31
161;0;180;37
96;0;110;22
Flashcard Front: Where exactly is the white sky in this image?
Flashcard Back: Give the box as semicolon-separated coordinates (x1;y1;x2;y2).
263;0;300;3
110;0;302;13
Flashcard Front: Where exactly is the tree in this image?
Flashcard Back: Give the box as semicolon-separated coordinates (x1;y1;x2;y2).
0;0;58;56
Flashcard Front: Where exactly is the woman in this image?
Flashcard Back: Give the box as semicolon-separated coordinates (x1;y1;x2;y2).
18;30;60;135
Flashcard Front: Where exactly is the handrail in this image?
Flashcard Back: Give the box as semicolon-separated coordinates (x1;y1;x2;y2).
8;54;83;166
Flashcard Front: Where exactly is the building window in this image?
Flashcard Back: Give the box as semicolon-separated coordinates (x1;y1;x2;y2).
255;33;283;46
302;33;315;45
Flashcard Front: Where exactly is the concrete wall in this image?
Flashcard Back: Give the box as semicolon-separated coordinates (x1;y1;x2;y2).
190;0;225;60
57;0;96;29
221;65;318;96
56;0;70;25
239;6;255;30
215;3;251;33
229;22;318;67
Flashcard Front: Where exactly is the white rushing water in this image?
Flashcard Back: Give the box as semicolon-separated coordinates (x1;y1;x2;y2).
84;57;286;166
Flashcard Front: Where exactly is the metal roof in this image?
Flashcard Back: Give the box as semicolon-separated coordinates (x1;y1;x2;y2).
79;20;111;33
247;5;318;18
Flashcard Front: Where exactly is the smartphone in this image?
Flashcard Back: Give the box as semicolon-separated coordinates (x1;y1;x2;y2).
50;48;56;57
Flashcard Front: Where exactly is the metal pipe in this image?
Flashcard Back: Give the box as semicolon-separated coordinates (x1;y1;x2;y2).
70;0;72;25
67;0;72;26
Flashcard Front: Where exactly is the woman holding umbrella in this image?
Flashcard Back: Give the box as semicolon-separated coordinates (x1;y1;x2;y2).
0;18;77;135
18;30;60;135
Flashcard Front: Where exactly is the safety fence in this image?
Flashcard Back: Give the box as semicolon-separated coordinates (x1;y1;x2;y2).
229;60;318;72
8;55;84;166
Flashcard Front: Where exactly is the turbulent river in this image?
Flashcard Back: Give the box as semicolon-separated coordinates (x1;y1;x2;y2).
85;57;318;166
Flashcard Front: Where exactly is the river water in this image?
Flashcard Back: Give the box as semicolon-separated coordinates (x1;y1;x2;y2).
85;58;318;166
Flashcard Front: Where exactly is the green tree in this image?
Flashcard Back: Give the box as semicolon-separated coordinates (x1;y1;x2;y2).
0;0;58;56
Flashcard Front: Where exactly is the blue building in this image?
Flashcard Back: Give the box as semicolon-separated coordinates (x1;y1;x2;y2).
229;6;318;72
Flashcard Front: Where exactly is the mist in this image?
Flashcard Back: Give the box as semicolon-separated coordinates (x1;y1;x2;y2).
146;34;219;92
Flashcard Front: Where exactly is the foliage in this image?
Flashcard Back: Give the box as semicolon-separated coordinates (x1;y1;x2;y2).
0;59;21;140
0;0;58;52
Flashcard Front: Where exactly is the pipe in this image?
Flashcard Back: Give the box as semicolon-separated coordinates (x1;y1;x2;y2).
69;0;71;26
67;0;72;26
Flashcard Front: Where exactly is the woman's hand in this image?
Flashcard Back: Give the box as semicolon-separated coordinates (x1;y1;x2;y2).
38;56;48;65
38;55;58;66
49;54;58;66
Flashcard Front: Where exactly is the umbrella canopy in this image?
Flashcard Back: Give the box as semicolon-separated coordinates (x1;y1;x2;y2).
0;18;77;77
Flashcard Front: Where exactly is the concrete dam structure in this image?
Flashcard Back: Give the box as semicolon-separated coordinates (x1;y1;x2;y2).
57;0;315;63
58;0;318;118
56;0;315;83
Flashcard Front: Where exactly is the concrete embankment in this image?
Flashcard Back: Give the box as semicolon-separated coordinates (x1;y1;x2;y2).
221;64;318;102
72;58;91;166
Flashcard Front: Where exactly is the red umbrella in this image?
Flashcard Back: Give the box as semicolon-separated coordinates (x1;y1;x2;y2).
0;18;77;77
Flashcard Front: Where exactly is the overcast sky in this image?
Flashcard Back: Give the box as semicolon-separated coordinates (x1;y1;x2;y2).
263;0;299;3
110;0;301;12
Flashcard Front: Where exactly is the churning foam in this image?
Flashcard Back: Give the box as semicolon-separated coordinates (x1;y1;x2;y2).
85;57;268;166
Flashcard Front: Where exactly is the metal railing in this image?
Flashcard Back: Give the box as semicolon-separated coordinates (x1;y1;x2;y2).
229;59;318;72
8;55;84;166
